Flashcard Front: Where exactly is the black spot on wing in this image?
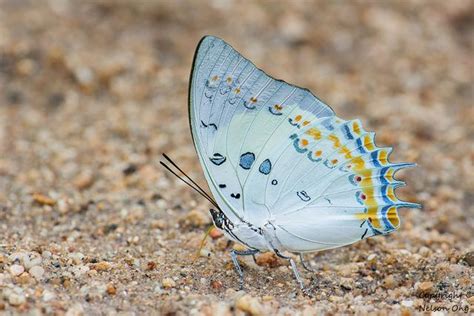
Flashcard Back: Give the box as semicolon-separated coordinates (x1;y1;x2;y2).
210;153;226;165
297;191;311;202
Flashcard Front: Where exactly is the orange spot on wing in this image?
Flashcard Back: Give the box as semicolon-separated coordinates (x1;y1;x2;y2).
305;128;321;140
301;139;309;146
302;120;310;126
295;115;302;122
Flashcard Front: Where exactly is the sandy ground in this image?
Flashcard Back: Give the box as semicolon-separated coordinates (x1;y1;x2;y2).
0;0;473;315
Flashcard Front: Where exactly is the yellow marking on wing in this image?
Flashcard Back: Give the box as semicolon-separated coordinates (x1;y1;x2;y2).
362;186;377;207
328;134;342;148
350;157;366;171
385;168;394;181
387;207;400;228
302;120;310;126
355;207;381;229
356;169;373;187
353;121;361;135
295;115;302;122
305;128;321;140
387;186;397;202
379;149;389;165
339;145;353;159
364;134;375;151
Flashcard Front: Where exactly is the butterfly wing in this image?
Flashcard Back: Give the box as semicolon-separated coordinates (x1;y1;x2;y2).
189;36;420;252
268;117;421;252
189;36;334;224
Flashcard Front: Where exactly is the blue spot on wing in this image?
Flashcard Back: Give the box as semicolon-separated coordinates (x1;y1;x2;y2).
239;152;255;170
259;159;272;175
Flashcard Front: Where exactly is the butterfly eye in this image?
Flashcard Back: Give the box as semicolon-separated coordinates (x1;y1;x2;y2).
355;176;362;182
274;104;282;111
361;194;366;200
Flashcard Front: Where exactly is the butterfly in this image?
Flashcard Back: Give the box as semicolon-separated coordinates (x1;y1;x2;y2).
162;35;420;293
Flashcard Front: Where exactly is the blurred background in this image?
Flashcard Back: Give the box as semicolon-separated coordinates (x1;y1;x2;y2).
0;0;472;314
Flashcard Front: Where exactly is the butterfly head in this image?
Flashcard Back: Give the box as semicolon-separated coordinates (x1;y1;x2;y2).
209;208;225;229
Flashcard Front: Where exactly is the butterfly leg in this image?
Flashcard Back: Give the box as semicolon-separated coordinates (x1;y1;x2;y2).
230;249;259;290
299;253;315;272
275;250;311;296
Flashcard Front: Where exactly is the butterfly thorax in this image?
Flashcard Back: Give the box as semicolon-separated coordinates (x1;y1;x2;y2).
209;209;284;251
210;208;274;251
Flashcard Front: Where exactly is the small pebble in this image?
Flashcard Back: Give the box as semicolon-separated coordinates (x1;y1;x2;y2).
209;227;223;239
199;248;212;258
32;193;56;206
10;264;25;276
255;252;282;268
235;294;264;316
106;283;117;295
382;275;397;289
29;266;45;280
461;251;474;266
417;281;434;293
162;278;176;289
92;261;111;271
74;172;94;190
43;290;56;302
8;293;26;306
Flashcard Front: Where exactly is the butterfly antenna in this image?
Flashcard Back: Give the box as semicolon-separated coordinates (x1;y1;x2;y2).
160;155;219;209
161;153;216;203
